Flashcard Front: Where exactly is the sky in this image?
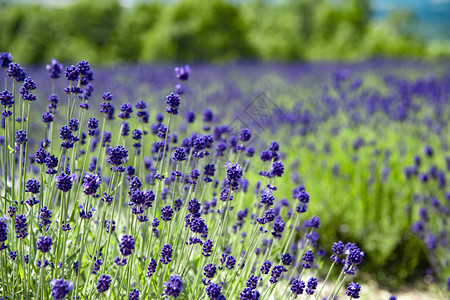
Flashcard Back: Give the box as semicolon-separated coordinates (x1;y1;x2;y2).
372;0;450;40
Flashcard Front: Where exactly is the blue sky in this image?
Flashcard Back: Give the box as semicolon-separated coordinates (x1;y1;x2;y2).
372;0;450;39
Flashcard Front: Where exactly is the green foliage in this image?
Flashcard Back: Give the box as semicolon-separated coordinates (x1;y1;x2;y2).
111;3;161;62
0;0;448;64
141;0;254;62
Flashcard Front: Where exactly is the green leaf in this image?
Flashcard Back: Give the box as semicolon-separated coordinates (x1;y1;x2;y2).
65;248;80;264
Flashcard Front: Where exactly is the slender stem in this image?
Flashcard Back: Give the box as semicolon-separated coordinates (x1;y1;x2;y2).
326;267;346;300
53;191;64;278
158;116;171;177
283;212;301;254
74;204;90;297
11;80;15;208
95;115;106;174
330;274;347;300
101;186;120;274
315;261;336;300
107;266;121;299
210;190;232;263
126;254;133;296
37;255;45;300
1;252;7;299
3;115;8;214
66;82;71;124
21;238;28;300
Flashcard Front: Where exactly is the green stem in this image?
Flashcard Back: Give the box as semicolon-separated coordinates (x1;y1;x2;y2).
11;80;15;210
315;261;336;300
3;115;8;215
107;266;121;299
1;252;7;299
53;191;64;278
283;212;301;254
158;116;171;178
329;274;347;300
95;115;107;174
74;207;89;297
66;82;71;124
21;102;31;208
37;255;45;300
326;267;346;300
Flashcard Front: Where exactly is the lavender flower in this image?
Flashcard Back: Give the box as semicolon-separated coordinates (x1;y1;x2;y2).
226;163;243;191
128;289;139;300
87;117;98;136
165;93;181;115
47;58;63;79
202;239;213;257
37;236;53;253
146;258;157;277
269;265;287;284
119;103;133;119
39;206;52;231
161;206;174;222
50;278;73;300
239;128;252;142
260;260;272;274
42;112;54;123
173;147;186;162
281;253;293;266
0;52;12;68
8;206;15;218
270;161;284;177
291;278;305;298
186;110;196;123
206;283;223;300
82;173;101;196
0;218;8;248
163;274;183;298
225;255;237;270
15;214;28;239
160;244;173;264
73;261;79;276
203;263;217;278
346;282;361;298
175;65;191;81
119;235;135;256
8;62;26;82
97;274;111;293
25;178;40;194
305;277;318;295
56;172;73;192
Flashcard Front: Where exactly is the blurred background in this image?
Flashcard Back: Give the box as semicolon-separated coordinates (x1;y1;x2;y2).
1;0;450;64
1;1;449;298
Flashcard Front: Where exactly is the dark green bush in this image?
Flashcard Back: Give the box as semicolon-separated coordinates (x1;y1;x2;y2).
0;0;446;63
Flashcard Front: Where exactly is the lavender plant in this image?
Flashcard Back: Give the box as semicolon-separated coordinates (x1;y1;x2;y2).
0;54;368;299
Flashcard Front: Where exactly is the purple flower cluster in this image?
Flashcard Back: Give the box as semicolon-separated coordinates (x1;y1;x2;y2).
50;278;73;300
37;236;53;253
163;274;183;298
0;58;385;299
160;244;173;264
97;274;111;293
15;214;28;239
166;93;181;115
46;58;63;79
119;235;135;256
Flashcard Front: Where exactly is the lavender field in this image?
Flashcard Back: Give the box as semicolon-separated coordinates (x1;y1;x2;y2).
0;55;449;299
